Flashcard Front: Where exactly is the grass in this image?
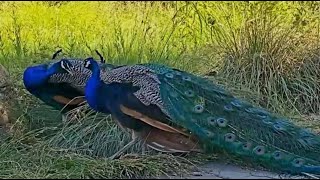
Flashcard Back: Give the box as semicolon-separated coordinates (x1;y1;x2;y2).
0;139;199;179
1;102;210;179
0;1;320;178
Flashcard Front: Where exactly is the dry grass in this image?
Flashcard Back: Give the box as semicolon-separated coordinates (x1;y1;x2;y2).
0;1;319;178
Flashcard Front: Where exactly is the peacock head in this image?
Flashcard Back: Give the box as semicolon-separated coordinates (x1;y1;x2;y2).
83;57;100;74
23;59;74;90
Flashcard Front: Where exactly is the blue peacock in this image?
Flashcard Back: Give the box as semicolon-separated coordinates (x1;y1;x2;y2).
23;55;320;175
23;50;115;120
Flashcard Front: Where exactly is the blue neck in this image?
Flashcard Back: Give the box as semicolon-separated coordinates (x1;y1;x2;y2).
85;64;105;112
91;64;101;80
23;64;55;92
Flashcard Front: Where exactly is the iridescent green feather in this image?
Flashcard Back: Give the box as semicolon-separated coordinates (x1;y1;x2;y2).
141;64;320;174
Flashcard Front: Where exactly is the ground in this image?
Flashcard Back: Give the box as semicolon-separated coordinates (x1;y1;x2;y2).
163;162;308;179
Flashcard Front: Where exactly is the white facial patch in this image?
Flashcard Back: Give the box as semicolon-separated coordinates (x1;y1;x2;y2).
60;60;73;75
60;60;66;69
84;60;91;68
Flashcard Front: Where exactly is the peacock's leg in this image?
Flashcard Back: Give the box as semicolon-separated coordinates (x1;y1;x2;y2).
141;143;146;155
108;131;140;160
139;136;147;155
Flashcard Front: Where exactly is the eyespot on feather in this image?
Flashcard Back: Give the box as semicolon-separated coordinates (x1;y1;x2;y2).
242;142;252;150
165;73;174;79
224;133;236;142
292;158;305;167
207;116;216;126
253;145;265;155
217;118;227;127
272;151;283;160
185;90;194;97
193;105;204;113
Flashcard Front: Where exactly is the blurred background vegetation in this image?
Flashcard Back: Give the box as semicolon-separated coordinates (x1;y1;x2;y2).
0;1;319;178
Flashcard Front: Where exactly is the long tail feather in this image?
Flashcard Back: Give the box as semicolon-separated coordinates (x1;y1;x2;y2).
141;64;320;175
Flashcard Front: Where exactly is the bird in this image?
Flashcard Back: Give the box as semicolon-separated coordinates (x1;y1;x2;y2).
23;50;114;122
26;55;320;175
82;57;202;159
53;56;320;175
23;57;86;121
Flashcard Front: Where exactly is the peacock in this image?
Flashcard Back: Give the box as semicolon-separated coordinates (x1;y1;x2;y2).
54;56;320;175
26;55;320;175
23;50;114;121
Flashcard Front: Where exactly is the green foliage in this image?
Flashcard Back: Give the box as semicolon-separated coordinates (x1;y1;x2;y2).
0;1;207;70
193;2;320;114
0;1;320;178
